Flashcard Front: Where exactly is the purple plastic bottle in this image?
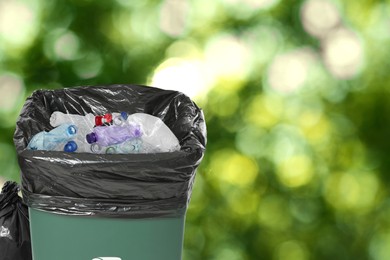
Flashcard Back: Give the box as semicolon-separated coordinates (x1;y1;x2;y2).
86;124;142;146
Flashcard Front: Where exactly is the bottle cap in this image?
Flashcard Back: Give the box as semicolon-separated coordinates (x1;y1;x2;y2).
67;125;77;136
86;133;98;144
120;112;128;120
64;141;78;152
95;116;103;126
113;116;124;126
90;143;102;153
105;147;116;154
104;113;112;124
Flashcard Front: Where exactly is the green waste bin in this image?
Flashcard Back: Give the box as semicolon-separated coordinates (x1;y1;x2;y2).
14;85;206;260
29;208;186;260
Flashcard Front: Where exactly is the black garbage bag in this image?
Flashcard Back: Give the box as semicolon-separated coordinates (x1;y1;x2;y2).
13;84;206;218
0;181;32;260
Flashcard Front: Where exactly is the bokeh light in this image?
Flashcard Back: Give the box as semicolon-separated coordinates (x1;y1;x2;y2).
44;29;81;61
204;34;251;84
73;51;103;79
275;240;310;260
0;0;41;53
244;93;284;129
159;0;189;37
301;0;341;38
277;154;314;188
367;3;390;41
210;149;258;189
54;31;80;61
324;171;380;212
242;24;284;71
0;73;25;113
0;73;26;127
267;48;317;93
151;58;209;98
322;28;364;79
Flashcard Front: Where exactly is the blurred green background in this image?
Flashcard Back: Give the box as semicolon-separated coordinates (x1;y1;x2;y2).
0;0;390;259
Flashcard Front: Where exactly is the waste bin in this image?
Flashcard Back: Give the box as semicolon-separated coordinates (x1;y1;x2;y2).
14;84;207;260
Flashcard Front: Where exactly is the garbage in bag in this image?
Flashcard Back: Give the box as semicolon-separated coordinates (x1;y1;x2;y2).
28;110;181;154
13;84;207;218
0;181;32;260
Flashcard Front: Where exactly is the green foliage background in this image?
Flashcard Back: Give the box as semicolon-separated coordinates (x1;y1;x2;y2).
1;0;390;259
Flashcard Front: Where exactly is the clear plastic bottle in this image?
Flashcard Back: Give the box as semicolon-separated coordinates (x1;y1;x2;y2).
86;124;142;146
51;111;122;128
95;112;129;126
27;124;78;151
50;112;95;129
112;112;129;126
125;113;181;153
50;112;96;153
91;138;142;154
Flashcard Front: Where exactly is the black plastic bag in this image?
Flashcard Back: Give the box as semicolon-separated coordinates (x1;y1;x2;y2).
0;181;32;260
13;84;206;218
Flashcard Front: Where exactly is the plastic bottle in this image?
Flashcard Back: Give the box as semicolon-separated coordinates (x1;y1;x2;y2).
50;111;121;127
50;112;95;129
125;113;181;153
50;112;96;153
96;112;130;126
86;124;142;146
112;112;129;126
91;138;142;154
27;124;77;151
95;113;113;126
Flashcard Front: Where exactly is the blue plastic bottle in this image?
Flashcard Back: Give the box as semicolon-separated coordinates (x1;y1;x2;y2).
27;124;78;151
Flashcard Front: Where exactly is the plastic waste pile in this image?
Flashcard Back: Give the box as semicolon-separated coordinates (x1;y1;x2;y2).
27;112;181;154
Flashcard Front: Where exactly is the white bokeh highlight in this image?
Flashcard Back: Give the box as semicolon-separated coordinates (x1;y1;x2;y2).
204;34;251;80
0;0;40;48
301;0;340;38
267;48;316;93
159;0;189;37
54;31;80;60
322;28;363;79
151;58;211;98
0;73;25;112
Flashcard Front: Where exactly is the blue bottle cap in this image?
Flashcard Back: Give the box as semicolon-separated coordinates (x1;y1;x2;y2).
86;133;97;144
67;125;77;136
64;141;78;152
120;112;128;120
